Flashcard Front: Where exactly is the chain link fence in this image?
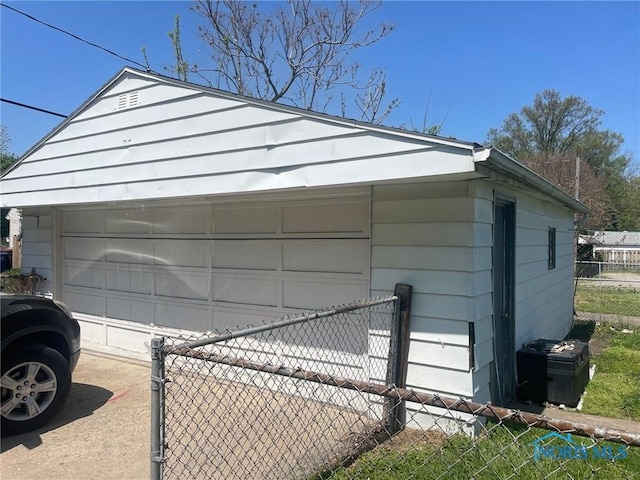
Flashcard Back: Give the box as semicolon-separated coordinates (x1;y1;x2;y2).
575;261;640;323
151;292;640;479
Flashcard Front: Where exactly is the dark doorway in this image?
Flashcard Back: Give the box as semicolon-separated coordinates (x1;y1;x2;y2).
491;197;516;406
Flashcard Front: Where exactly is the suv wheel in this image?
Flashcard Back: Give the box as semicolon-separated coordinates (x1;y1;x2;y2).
1;344;71;436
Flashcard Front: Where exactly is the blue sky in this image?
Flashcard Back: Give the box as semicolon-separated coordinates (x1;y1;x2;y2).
1;1;639;167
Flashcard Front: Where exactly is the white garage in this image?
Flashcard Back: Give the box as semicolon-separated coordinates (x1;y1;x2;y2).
1;67;588;404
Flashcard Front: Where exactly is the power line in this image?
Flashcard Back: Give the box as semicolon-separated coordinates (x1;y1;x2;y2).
1;3;151;71
1;98;67;118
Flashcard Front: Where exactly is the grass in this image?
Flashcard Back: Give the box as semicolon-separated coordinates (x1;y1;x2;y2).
567;320;640;421
319;317;640;479
317;423;639;479
575;285;640;316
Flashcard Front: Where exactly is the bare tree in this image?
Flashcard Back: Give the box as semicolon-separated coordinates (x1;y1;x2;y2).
170;0;398;123
521;153;612;229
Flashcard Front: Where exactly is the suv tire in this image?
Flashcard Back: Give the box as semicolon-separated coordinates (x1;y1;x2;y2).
1;344;71;436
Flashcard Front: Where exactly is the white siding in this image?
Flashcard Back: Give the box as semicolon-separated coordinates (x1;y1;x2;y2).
513;199;575;346
371;182;475;399
470;180;576;404
467;181;496;397
20;207;54;294
1;71;475;208
372;178;577;406
473;180;576;349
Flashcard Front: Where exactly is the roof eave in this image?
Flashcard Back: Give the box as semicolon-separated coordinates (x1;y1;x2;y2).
474;147;590;214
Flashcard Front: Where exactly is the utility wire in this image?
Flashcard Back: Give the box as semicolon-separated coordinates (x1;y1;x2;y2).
1;3;150;71
1;98;67;118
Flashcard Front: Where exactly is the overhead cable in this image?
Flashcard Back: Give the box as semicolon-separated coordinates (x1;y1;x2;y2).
2;3;151;71
1;98;67;118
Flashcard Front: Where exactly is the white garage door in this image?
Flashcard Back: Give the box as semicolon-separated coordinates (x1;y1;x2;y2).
60;189;370;333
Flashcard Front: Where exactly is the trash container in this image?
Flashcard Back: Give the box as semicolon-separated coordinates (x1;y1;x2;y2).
0;249;12;272
516;339;589;407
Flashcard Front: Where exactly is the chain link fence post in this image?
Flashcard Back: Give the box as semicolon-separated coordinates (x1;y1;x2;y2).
385;283;412;435
150;337;165;480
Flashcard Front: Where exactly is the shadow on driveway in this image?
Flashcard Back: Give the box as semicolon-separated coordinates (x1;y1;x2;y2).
1;382;112;452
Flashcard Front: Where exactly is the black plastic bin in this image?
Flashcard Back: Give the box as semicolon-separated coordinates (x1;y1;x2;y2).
516;339;589;407
0;250;12;272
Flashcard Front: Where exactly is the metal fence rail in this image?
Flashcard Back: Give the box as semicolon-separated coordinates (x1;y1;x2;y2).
151;294;640;479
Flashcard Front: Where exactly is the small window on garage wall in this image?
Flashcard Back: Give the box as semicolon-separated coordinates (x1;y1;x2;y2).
548;227;556;269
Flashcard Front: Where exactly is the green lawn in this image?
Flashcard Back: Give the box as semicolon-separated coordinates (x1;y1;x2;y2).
318;319;640;479
569;321;640;421
318;423;639;479
575;286;640;317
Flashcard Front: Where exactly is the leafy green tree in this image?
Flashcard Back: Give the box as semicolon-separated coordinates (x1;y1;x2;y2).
1;125;18;173
607;174;640;231
486;90;638;230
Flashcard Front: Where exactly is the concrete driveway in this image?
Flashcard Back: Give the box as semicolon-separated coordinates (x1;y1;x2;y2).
1;351;150;480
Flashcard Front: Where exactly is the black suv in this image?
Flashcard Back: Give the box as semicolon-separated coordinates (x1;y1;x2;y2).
1;294;81;436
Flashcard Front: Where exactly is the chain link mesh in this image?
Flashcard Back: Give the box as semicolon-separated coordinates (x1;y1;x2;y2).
154;297;640;479
575;261;640;322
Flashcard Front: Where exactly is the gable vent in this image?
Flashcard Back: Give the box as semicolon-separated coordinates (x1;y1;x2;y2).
116;91;139;110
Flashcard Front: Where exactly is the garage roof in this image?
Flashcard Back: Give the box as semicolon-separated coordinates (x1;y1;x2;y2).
0;67;588;214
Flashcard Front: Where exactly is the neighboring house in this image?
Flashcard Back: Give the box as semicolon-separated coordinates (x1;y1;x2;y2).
578;231;640;263
6;208;21;248
0;67;588;408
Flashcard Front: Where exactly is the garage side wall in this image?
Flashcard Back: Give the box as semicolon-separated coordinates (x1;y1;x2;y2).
371;181;477;400
474;180;576;349
19;207;54;295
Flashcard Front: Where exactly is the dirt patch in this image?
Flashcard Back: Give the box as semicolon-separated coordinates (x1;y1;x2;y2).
376;428;448;453
588;336;609;356
162;367;384;480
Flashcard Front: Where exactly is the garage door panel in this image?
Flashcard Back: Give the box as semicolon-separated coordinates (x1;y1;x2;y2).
62;191;370;329
65;238;106;261
155;271;211;300
153;207;209;234
155;303;211;331
106;239;154;265
65;290;106;316
64;263;105;289
283;241;368;274
63;212;103;233
212;241;278;270
105;209;153;234
283;280;367;310
155;240;211;268
106;269;152;294
212;206;277;234
282;201;369;234
107;297;154;322
213;276;278;307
